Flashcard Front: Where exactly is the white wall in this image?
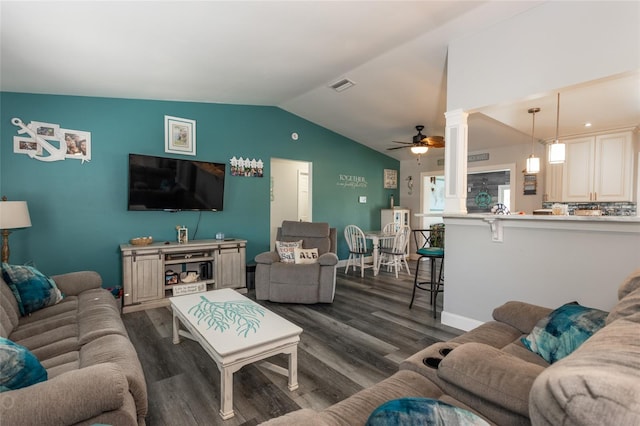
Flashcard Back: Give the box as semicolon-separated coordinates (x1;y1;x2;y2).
442;217;640;331
447;1;640;111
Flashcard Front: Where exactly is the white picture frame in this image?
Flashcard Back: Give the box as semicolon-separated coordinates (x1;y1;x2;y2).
28;121;60;140
165;115;196;156
60;129;92;161
384;169;397;189
13;136;43;155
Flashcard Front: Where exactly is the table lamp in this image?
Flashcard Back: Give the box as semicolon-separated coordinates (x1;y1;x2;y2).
0;196;32;263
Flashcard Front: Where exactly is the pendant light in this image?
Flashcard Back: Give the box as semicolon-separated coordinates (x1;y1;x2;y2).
548;93;566;164
526;107;541;174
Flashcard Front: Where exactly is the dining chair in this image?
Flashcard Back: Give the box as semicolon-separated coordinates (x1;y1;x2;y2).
376;224;411;278
410;224;445;318
344;225;374;277
377;222;396;270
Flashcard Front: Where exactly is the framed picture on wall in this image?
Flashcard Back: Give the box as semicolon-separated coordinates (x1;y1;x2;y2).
165;115;196;156
60;129;91;161
384;169;397;189
13;136;43;156
28;121;59;140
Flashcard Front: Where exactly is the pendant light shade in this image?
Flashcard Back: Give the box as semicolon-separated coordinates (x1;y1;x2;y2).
548;93;566;164
526;107;541;174
526;155;540;174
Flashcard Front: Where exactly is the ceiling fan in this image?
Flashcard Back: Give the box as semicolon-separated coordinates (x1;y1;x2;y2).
388;125;445;154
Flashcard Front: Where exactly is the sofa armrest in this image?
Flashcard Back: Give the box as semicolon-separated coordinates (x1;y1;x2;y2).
255;251;280;265
0;363;128;426
51;271;103;296
438;342;545;417
318;252;338;266
492;301;553;334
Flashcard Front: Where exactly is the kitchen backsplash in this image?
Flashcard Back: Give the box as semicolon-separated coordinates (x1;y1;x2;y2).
542;202;637;216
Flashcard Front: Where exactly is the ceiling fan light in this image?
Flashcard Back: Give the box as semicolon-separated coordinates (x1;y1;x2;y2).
411;145;428;155
526;155;540;174
548;141;565;164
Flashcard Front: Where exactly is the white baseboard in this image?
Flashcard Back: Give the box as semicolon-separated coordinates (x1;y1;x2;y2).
441;311;484;332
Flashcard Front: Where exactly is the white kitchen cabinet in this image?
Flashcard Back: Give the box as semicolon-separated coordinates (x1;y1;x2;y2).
562;131;633;202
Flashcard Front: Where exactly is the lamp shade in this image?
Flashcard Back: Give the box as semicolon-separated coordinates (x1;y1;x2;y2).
0;201;32;229
410;145;428;155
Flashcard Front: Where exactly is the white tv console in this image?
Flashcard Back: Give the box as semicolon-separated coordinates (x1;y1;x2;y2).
120;238;247;313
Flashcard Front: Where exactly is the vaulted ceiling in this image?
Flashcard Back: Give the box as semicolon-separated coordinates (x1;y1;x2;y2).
2;1;638;161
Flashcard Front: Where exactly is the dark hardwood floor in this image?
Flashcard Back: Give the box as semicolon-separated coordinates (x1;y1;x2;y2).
122;261;461;425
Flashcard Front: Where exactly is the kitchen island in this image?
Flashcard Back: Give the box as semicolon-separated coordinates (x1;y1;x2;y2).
418;213;640;331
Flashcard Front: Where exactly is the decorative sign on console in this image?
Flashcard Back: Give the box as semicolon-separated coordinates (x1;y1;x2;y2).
11;117;91;163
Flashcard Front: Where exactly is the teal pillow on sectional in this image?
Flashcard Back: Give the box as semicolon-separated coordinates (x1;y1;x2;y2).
366;398;489;426
0;337;47;392
1;263;63;316
521;302;607;364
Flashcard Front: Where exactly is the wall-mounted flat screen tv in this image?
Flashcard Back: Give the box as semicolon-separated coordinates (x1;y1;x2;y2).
128;153;225;211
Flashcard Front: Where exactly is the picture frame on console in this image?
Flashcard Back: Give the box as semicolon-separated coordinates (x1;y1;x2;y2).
165;115;196;156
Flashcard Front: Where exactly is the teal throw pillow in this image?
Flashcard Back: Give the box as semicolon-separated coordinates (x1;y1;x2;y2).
1;263;63;316
521;302;607;364
0;337;47;392
366;397;489;426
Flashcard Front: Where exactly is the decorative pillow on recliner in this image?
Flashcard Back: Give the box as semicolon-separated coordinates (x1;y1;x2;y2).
294;247;318;264
275;240;303;263
1;263;63;316
366;397;489;426
0;337;47;392
521;302;607;364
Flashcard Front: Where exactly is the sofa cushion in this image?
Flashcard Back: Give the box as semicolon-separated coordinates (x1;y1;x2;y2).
437;342;544;417
0;336;47;391
617;268;640;300
529;316;640;426
1;264;63;315
521;302;607;364
276;240;302;263
366;397;489;426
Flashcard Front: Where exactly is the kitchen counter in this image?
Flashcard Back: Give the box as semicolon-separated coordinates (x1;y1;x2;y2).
418;212;640;332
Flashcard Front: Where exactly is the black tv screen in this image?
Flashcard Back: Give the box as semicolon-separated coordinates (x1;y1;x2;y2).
128;153;225;211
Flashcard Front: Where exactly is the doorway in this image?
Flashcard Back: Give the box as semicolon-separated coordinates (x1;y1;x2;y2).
270;158;313;249
419;171;445;229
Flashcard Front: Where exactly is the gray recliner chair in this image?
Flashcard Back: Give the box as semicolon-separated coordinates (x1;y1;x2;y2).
255;221;338;303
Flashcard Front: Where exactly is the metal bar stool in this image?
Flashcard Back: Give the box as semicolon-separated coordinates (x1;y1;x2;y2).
409;224;445;318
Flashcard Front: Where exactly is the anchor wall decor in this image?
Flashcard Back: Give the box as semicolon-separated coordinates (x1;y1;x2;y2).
11;117;91;163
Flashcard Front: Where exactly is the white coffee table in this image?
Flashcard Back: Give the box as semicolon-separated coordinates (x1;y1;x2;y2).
171;288;303;419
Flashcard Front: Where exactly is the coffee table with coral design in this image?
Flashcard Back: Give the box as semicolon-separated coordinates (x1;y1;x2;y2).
171;288;302;419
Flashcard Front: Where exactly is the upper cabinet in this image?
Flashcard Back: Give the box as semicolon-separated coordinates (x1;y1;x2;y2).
561;131;634;202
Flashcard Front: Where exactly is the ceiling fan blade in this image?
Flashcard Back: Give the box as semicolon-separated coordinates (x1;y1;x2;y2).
391;141;412;145
387;146;411;151
425;136;445;148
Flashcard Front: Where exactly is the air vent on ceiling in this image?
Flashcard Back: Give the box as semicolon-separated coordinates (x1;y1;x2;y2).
329;78;355;92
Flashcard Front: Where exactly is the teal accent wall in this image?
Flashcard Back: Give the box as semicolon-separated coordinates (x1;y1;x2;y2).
1;92;398;286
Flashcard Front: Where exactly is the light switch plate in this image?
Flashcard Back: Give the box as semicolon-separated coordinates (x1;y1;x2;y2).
359;196;367;203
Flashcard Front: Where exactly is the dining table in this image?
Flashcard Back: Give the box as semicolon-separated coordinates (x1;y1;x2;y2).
363;230;396;276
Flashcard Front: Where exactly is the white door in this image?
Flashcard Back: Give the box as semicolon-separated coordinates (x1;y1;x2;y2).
270;158;312;250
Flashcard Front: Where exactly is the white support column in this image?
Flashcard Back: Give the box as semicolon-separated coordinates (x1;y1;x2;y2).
444;109;469;214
